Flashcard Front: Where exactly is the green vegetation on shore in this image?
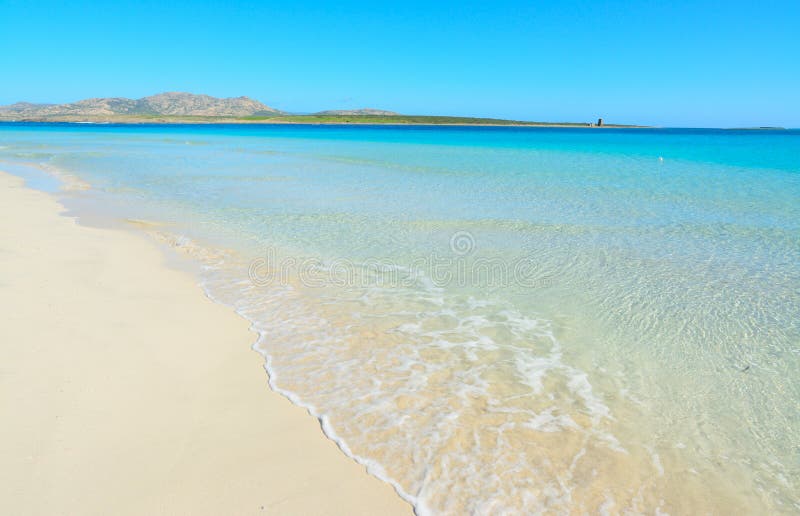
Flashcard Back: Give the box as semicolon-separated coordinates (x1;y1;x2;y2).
239;114;608;126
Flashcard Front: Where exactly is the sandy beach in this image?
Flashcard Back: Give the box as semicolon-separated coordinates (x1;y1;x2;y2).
0;171;411;515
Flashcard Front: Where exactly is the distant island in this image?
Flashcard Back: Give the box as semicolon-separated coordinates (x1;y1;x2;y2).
0;92;642;127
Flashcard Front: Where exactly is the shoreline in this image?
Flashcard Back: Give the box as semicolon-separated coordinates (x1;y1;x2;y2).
0;118;647;128
0;171;411;515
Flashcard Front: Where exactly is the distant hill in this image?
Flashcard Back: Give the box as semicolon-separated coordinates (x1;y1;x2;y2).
0;92;282;119
315;108;400;116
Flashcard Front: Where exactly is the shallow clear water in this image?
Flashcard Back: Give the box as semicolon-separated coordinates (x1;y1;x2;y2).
2;123;799;513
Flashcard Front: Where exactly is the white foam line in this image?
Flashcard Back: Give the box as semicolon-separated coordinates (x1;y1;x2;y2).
197;276;426;515
150;230;620;515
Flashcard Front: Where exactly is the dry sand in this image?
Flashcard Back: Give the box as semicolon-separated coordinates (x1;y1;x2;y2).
0;171;411;515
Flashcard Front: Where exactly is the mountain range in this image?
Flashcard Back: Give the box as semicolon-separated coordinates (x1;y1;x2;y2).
0;92;407;121
0;92;283;119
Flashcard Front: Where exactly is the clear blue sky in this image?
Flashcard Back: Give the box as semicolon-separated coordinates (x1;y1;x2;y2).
1;0;798;127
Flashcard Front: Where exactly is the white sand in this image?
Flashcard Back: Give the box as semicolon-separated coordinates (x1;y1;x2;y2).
0;172;411;515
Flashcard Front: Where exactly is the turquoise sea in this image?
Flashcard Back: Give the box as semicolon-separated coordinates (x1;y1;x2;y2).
1;123;798;514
